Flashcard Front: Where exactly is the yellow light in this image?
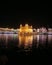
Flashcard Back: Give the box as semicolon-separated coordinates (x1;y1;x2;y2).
18;35;33;48
19;24;33;34
25;24;28;26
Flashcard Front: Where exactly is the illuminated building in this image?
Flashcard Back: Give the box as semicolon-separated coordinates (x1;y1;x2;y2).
48;28;52;34
37;29;39;32
48;28;52;32
39;27;47;33
19;24;33;35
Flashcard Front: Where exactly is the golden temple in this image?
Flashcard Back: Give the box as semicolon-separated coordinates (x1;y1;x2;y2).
19;24;33;35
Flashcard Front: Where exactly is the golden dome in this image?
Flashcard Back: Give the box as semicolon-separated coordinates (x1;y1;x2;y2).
25;24;28;27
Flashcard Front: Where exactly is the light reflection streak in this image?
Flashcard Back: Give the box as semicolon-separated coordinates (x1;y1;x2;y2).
18;35;33;49
33;35;37;47
39;35;47;44
38;35;48;47
37;35;39;48
0;34;52;48
48;35;52;43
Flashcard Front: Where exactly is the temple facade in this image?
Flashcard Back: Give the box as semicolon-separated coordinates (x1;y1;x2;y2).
19;24;33;35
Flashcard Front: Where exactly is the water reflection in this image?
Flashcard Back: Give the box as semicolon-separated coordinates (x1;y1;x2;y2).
0;34;52;49
48;35;52;47
39;35;47;43
48;35;52;43
39;35;47;48
18;35;33;49
36;35;39;48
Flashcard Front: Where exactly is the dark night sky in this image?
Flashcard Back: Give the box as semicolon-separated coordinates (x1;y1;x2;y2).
0;2;50;28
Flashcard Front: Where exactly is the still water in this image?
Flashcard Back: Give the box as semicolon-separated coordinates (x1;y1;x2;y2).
0;34;52;49
0;34;52;65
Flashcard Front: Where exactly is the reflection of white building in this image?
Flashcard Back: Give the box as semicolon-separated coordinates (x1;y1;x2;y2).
39;35;47;44
48;35;52;43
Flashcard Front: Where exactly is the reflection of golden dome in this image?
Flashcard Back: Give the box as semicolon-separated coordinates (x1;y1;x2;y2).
18;35;33;48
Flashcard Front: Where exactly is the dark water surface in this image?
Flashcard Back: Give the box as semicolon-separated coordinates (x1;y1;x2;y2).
0;34;52;65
